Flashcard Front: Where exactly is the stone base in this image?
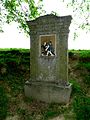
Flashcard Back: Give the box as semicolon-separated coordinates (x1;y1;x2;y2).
24;81;72;104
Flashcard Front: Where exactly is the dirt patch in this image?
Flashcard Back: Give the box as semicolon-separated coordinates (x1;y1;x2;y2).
49;115;65;120
6;115;20;120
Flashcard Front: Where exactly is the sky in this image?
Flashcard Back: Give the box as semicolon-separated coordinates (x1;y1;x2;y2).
0;0;90;49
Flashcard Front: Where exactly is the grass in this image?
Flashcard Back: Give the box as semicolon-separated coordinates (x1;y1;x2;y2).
0;49;90;120
83;75;90;86
69;79;85;96
70;79;90;120
0;86;8;120
77;62;90;71
69;50;90;120
73;96;90;120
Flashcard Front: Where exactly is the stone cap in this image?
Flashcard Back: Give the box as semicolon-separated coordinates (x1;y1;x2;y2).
27;14;72;28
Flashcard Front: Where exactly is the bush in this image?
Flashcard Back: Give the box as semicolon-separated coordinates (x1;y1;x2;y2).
73;96;90;120
69;80;85;96
0;86;8;120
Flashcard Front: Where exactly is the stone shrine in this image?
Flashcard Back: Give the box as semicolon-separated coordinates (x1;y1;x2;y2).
24;14;72;103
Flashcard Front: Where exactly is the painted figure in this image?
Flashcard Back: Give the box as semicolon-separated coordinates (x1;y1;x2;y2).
41;41;55;56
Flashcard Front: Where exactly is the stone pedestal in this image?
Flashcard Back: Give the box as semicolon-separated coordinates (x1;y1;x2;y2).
25;81;72;103
25;14;72;103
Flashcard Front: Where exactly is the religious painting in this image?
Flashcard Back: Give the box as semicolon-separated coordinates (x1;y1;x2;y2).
40;34;56;56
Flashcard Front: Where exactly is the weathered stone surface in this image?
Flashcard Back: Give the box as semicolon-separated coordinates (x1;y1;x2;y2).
25;14;72;103
25;81;72;103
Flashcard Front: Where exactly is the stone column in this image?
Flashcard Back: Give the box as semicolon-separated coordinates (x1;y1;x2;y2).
24;14;72;103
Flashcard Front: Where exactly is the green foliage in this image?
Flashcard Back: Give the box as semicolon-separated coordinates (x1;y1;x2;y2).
79;50;90;58
69;50;90;71
73;96;90;120
76;50;90;72
24;97;34;103
17;108;27;116
69;50;90;120
62;0;90;40
78;62;90;71
0;0;44;33
17;106;36;120
83;75;90;86
0;49;30;94
0;86;8;120
30;0;39;19
0;0;90;36
0;48;30;66
44;111;59;119
44;108;59;119
66;0;90;31
0;49;89;120
0;48;30;119
43;103;67;120
70;79;85;96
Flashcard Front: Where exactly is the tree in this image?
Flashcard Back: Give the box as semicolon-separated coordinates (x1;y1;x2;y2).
62;0;90;39
0;0;44;33
0;0;89;38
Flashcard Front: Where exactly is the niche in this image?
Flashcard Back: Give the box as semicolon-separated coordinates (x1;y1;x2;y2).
39;34;56;57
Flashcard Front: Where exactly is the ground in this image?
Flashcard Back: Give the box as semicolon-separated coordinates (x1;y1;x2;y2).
0;49;90;120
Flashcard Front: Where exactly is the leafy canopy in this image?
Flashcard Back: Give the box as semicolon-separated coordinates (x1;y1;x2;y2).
0;0;44;33
59;0;90;39
66;0;90;32
0;0;90;37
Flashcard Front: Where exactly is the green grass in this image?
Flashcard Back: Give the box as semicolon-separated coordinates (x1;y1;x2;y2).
69;79;90;120
77;62;90;71
69;50;90;56
0;86;8;120
0;49;90;120
43;103;66;120
78;50;90;58
73;96;90;120
0;49;30;119
69;50;90;120
69;79;85;96
83;75;90;86
0;48;30;52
